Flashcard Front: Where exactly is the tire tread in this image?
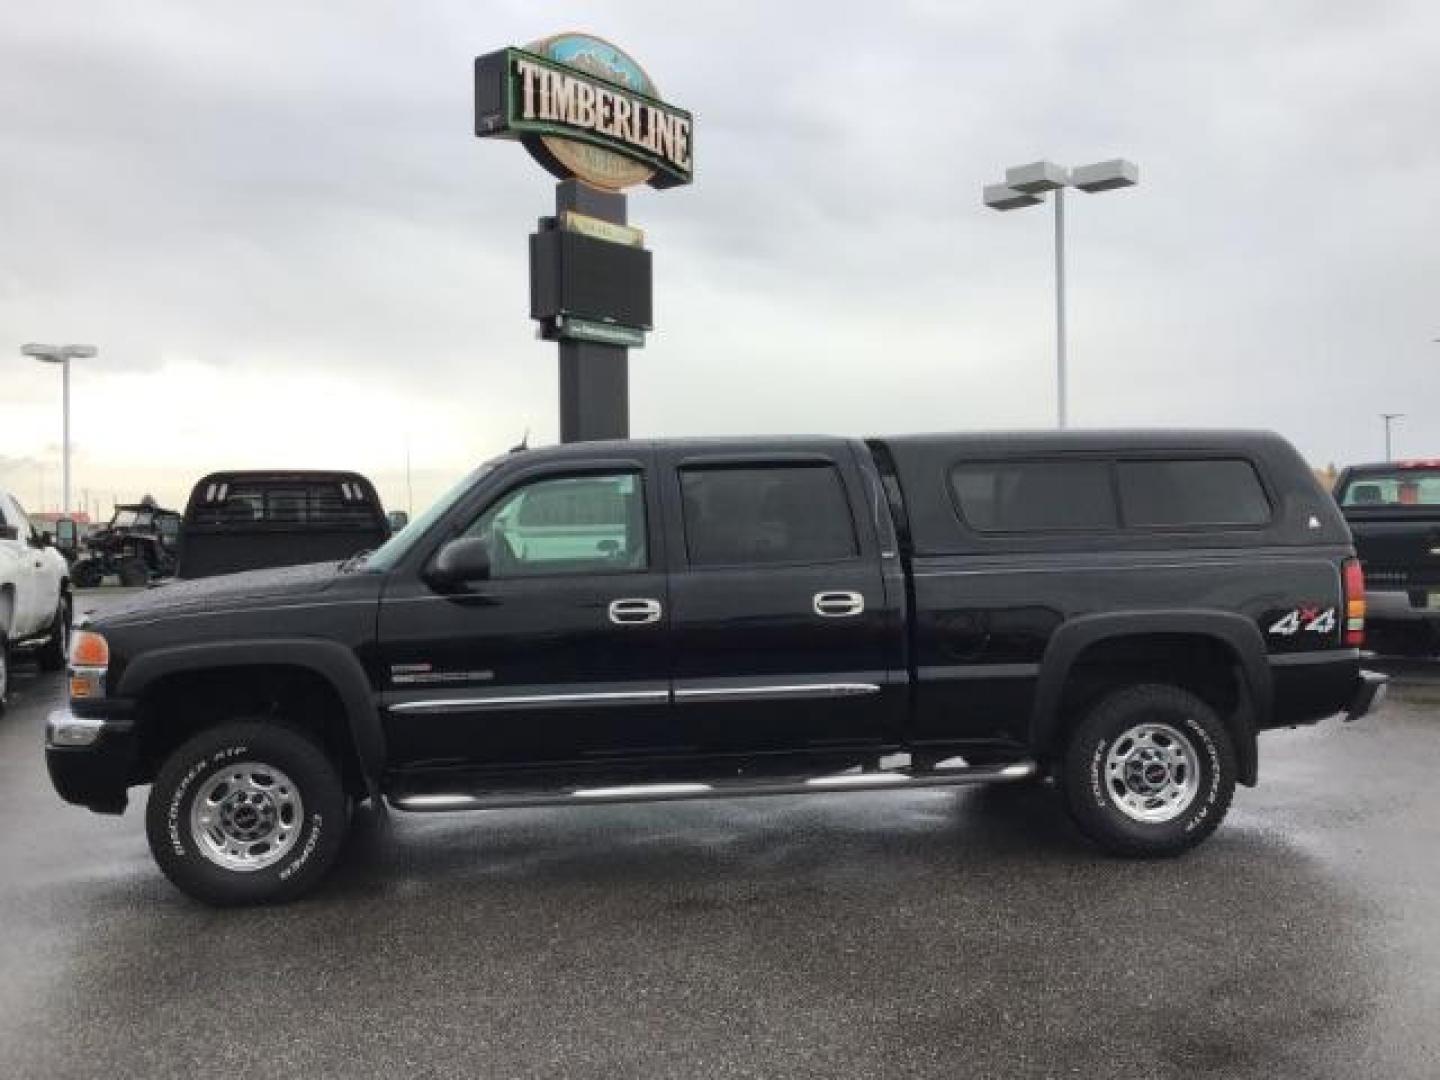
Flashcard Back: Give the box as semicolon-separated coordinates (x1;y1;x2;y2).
1062;682;1236;858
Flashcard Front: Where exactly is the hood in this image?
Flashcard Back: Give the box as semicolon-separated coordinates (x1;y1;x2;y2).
83;561;345;626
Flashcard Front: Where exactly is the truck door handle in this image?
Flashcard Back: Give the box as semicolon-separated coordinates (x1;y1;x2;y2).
609;598;662;625
813;591;865;618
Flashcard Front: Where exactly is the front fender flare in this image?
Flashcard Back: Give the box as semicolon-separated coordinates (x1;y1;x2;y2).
1030;611;1271;786
117;638;385;799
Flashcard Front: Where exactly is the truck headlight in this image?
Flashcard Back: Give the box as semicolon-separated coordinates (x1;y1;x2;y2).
69;630;110;700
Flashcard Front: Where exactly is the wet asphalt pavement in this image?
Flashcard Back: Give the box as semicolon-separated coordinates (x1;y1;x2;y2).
2;602;1439;1078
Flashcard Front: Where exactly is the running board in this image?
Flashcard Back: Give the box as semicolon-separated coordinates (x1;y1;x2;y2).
388;760;1038;813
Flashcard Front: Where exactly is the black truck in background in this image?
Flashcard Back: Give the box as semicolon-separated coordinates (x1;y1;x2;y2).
175;471;390;580
47;430;1384;906
1334;459;1440;654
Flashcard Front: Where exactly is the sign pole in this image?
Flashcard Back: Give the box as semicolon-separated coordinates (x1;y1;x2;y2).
475;34;692;446
555;180;629;443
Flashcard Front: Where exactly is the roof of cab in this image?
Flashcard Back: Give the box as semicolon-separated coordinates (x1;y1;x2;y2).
190;470;381;486
512;430;1291;459
1340;459;1440;474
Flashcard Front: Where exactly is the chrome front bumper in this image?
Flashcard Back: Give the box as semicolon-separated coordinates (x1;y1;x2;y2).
45;707;111;747
45;705;137;815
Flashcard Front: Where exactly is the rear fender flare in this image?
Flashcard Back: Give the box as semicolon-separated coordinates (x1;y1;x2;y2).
117;639;384;798
1030;611;1270;786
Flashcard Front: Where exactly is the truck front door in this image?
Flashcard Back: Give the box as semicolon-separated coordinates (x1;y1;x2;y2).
377;458;675;768
659;445;902;757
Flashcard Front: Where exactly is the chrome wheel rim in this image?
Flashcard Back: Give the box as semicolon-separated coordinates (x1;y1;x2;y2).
190;761;304;872
1103;722;1200;823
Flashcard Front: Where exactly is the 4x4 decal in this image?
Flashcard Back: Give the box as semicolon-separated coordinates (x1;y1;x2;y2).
1267;605;1336;637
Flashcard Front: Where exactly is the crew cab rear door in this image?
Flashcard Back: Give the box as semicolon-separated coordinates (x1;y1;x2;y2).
658;442;902;755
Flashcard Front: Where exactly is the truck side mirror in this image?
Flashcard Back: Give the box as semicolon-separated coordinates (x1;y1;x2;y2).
54;518;79;555
425;537;492;589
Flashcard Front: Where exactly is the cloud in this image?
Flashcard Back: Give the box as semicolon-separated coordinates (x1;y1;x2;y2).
2;0;1438;517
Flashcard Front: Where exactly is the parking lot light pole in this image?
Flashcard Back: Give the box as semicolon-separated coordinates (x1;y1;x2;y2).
1381;413;1403;462
21;344;98;514
983;159;1139;429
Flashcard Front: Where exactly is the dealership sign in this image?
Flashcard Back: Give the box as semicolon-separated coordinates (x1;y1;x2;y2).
474;34;693;190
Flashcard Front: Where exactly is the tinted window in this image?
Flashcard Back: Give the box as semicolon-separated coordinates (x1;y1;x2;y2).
1338;469;1440;508
364;462;498;572
1118;459;1270;527
950;462;1116;532
681;465;858;566
190;482;378;528
6;498;32;536
463;472;646;577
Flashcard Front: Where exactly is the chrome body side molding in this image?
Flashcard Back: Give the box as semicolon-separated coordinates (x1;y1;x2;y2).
389;690;669;715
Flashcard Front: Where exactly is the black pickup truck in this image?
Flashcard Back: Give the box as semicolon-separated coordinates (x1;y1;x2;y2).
47;431;1384;906
1334;460;1440;654
175;470;391;580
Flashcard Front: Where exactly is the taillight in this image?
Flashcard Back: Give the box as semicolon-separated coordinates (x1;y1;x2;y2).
1343;557;1366;647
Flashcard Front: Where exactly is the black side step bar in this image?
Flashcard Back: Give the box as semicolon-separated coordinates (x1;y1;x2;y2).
388;760;1038;813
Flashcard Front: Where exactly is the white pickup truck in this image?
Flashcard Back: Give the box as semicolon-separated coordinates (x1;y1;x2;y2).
0;489;71;710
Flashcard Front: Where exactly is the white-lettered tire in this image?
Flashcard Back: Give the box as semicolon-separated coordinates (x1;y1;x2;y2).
145;721;349;906
1062;683;1236;857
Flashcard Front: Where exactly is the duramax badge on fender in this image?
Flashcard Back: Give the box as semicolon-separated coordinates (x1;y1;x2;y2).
46;430;1387;906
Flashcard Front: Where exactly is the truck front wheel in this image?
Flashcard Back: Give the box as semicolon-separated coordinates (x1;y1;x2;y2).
145;721;350;906
1061;684;1236;857
118;559;148;588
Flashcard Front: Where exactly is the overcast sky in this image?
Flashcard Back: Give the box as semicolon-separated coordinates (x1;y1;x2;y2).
2;0;1437;518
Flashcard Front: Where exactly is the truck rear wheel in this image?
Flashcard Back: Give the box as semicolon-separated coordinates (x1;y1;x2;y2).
118;559;148;588
38;596;71;672
145;721;350;906
0;632;9;714
1061;684;1235;857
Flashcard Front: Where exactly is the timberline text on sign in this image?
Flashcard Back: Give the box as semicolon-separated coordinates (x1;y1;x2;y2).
513;56;692;175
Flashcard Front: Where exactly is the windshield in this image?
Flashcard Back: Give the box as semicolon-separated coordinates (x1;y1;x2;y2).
112;509;152;528
361;460;499;572
1339;470;1440;508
